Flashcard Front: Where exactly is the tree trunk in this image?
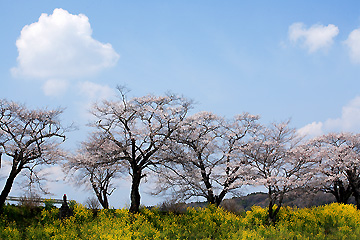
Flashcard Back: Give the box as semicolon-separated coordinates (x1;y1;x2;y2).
349;178;360;210
215;190;227;207
268;200;282;225
91;181;109;209
199;161;217;206
267;187;283;225
206;195;216;206
346;170;360;209
331;180;352;204
0;167;19;214
268;200;275;224
94;191;109;209
101;191;109;209
353;191;360;210
129;169;142;213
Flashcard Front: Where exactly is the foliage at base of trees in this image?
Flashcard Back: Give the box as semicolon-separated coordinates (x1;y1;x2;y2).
1;203;360;239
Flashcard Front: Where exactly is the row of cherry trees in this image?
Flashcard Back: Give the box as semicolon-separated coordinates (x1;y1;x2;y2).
65;88;360;223
1;89;360;223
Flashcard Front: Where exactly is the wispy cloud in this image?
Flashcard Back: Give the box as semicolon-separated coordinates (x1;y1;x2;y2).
77;81;115;101
299;96;360;137
42;79;69;97
344;28;360;64
76;81;116;120
288;22;339;53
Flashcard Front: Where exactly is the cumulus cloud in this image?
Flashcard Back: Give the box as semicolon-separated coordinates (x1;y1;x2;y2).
298;96;360;137
289;22;339;53
11;8;119;96
12;8;119;79
344;28;360;64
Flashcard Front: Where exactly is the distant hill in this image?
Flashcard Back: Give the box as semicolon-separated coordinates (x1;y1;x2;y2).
157;191;356;213
220;191;355;212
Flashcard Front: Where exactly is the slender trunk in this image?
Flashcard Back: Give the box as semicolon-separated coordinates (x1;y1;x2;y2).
129;138;142;213
267;186;273;222
91;180;109;209
199;161;216;206
94;190;109;209
101;191;109;209
129;168;142;213
0;168;19;214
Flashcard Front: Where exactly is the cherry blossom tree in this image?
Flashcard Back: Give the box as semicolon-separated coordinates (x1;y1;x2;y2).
65;134;123;209
307;132;360;208
0;99;67;213
153;112;259;206
90;88;192;213
242;121;313;224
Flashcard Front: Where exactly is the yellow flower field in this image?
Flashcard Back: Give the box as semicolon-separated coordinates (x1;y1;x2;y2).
1;203;360;239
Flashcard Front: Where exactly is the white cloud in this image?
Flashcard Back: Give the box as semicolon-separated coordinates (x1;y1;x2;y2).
77;81;115;100
289;22;339;53
299;96;360;137
42;79;69;97
76;81;116;120
344;28;360;64
11;8;119;96
298;121;323;136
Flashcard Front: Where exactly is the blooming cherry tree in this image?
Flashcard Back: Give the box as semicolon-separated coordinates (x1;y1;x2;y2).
0;99;67;213
154;112;259;206
307;132;360;208
90;88;192;213
242;121;312;224
65;133;123;209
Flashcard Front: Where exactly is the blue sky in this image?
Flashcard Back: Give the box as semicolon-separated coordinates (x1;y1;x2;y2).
1;1;360;207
